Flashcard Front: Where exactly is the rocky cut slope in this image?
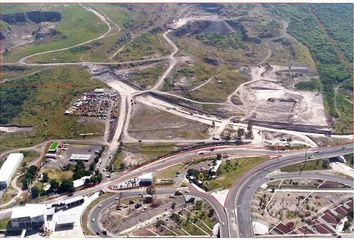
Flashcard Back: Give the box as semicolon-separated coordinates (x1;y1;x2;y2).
173;19;261;44
0;11;61;24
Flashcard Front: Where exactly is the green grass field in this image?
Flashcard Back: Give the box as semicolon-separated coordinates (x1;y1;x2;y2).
280;159;328;173
0;66;106;154
44;168;73;180
0;218;10;229
123;143;176;163
154;164;184;183
2;4;108;63
49;141;59;151
204;156;270;191
127;63;168;89
114;33;171;61
188;70;248;102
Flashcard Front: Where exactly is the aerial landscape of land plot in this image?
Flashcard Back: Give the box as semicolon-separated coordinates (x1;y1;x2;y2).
0;1;353;239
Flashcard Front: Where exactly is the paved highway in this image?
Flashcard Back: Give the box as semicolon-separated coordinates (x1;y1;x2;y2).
225;143;353;238
89;187;228;237
187;184;230;238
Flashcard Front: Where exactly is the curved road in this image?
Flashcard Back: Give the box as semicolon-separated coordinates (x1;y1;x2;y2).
235;172;353;238
225;143;354;238
89;187;227;237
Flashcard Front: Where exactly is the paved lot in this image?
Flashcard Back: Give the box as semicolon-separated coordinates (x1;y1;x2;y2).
45;144;103;170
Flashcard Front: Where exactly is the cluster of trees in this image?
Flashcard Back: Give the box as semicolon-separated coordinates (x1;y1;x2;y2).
270;4;352;133
22;165;38;190
257;20;281;38
311;4;353;63
295;79;321;92
31;148;105;199
31;179;74;199
224;159;239;173
0;82;35;124
84;170;103;187
1;11;61;24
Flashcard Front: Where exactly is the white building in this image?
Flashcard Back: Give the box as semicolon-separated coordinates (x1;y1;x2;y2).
55;213;76;230
0;153;24;189
11;204;49;229
73;176;90;188
69;154;91;162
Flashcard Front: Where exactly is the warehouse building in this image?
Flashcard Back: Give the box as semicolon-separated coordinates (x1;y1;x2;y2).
10;204;49;230
0;153;24;189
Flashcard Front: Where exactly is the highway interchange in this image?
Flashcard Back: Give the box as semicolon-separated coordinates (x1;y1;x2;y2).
0;3;353;238
83;142;353;238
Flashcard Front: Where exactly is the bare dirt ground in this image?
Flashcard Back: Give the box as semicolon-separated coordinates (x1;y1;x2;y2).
233;65;327;126
128;102;212;140
251;179;353;234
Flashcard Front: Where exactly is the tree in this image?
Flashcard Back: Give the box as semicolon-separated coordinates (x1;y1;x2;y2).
187;168;199;177
50;179;59;191
31;186;40;199
343;221;352;232
322;159;330;169
42;172;49;183
146;185;156;196
237;128;245;138
28;165;38;176
171;202;176;209
84;178;91;187
89;162;96;171
155;219;164;228
119;162;126;171
247;122;253;132
208;208;215;217
60;179;74;193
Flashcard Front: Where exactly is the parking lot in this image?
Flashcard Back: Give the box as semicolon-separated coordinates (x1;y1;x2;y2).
43;144;104;170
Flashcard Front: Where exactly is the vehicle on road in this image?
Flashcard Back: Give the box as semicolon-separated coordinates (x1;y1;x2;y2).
99;204;102;208
92;218;95;222
175;190;183;196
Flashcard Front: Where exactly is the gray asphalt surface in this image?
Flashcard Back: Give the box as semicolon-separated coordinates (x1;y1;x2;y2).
225;143;353;238
187;184;229;238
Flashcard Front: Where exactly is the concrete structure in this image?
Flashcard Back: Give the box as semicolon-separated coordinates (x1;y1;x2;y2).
55;213;76;230
0;153;24;189
10;204;49;230
69;154;91;162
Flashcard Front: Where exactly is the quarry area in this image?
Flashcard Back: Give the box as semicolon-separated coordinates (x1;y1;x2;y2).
0;3;352;239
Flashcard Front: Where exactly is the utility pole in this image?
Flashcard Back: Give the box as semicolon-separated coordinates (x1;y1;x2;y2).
300;146;308;174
